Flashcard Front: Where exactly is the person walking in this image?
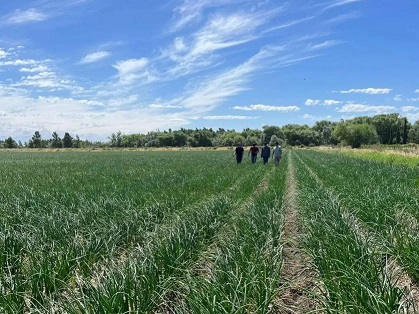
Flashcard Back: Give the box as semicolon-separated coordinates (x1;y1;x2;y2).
234;143;244;164
248;143;259;164
272;142;282;166
261;142;271;165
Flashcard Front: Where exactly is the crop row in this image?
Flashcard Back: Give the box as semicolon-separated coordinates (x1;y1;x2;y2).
292;150;418;313
0;151;285;312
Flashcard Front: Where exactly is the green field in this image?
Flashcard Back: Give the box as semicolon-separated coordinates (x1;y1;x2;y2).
0;150;418;313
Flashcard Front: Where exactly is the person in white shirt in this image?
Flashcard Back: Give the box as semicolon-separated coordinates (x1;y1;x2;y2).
272;142;282;166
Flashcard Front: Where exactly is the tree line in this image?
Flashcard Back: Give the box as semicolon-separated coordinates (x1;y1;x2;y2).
2;113;419;149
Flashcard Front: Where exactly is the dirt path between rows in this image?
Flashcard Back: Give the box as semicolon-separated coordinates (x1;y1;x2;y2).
272;153;319;313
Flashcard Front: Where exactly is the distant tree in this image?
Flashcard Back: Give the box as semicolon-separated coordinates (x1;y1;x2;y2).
109;131;123;147
313;120;337;145
28;131;42;148
333;123;379;148
262;125;284;142
63;133;73;148
51;132;63;148
173;131;187;146
408;121;419;143
282;124;320;146
233;135;245;146
74;134;81;148
371;114;404;144
403;117;408;144
4;137;17;148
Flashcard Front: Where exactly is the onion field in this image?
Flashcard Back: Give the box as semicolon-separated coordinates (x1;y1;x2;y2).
0;149;418;313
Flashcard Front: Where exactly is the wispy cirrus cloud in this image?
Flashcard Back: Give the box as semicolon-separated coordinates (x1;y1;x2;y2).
80;51;111;64
163;8;283;78
233;104;300;112
339;88;392;94
326;11;361;24
171;0;253;32
3;8;48;24
308;40;342;50
321;0;362;13
202;115;258;120
337;104;396;113
149;104;183;109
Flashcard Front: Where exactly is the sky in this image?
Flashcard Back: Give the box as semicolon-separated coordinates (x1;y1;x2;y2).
0;0;418;142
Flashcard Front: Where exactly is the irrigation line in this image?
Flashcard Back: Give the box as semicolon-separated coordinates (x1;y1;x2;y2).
294;151;419;313
272;151;320;314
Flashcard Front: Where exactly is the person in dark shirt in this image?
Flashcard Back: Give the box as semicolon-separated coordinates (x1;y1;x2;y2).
234;143;244;163
261;142;271;165
248;143;259;164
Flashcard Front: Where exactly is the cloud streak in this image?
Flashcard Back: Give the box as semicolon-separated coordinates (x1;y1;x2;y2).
337;104;396;113
339;88;392;94
4;8;48;24
233;104;300;112
80;51;111;64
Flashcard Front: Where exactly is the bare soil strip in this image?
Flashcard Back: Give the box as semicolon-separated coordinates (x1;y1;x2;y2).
295;152;419;313
273;153;319;313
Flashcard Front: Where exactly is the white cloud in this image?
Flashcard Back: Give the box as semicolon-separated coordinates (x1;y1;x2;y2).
415;89;419;93
393;94;402;101
80;51;111;64
149;104;183;109
233;104;300;112
171;0;253;32
308;40;342;50
303;113;333;120
305;99;321;106
321;0;362;12
337;104;396;113
202;115;258;120
0;59;41;66
407;98;419;102
406;113;419;122
326;12;361;24
4;8;48;24
0;49;8;59
112;58;151;85
402;106;419;112
324;99;342;106
339;88;392;94
19;65;50;73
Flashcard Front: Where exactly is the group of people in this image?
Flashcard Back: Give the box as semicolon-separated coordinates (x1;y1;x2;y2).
234;142;282;166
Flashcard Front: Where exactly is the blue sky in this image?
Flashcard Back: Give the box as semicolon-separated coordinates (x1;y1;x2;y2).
0;0;418;141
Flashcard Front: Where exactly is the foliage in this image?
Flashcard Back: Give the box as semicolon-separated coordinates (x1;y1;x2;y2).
51;132;62;148
333;122;379;148
63;133;73;148
4;137;17;148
